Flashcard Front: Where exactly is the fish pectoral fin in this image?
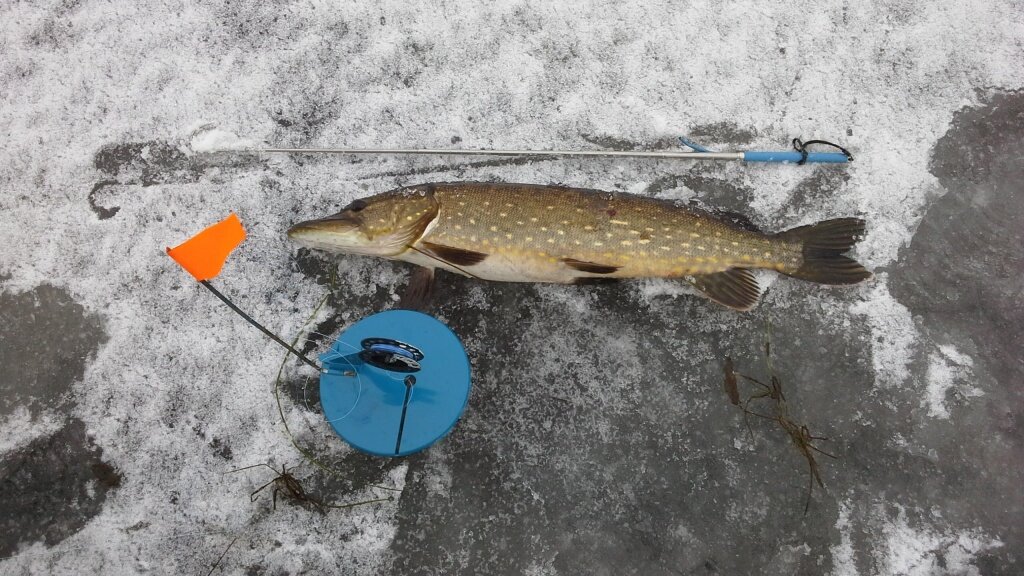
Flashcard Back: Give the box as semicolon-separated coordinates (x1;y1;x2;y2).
399;266;435;311
420;241;489;266
562;258;620;275
689;268;761;311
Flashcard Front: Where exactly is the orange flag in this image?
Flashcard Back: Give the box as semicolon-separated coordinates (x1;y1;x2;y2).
166;213;246;281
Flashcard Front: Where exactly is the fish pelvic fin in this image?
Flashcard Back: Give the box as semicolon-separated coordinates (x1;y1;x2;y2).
399;266;435;311
776;218;873;285
562;258;620;275
689;268;761;311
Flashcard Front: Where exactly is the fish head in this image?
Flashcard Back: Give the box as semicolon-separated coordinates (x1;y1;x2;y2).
287;187;439;257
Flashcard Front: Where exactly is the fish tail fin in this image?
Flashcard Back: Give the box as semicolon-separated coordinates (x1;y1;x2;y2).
776;218;872;285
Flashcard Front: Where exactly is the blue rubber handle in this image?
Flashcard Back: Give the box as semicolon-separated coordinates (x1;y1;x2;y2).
743;151;850;164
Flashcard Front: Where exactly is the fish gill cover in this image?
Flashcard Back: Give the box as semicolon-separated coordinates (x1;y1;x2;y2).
0;1;1022;574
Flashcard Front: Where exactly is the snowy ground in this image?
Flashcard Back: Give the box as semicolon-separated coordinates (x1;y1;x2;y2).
2;1;1023;574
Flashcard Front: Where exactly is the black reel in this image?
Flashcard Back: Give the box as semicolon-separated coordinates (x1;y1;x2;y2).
359;338;424;373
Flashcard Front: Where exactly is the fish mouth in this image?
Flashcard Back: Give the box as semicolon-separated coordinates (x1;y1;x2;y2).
287;215;359;237
286;215;362;250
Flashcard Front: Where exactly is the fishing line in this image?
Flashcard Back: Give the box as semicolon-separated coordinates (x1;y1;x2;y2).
272;295;401;491
306;337;365;425
295;326;351;419
302;328;412;425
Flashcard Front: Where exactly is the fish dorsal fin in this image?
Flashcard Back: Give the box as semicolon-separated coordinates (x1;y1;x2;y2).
562;258;620;274
689;268;760;311
420;241;489;266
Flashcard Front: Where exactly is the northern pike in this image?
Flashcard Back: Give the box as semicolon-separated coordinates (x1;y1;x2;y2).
287;182;871;311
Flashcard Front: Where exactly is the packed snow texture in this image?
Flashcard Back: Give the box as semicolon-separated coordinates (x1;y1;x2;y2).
189;125;257;153
1;1;1023;574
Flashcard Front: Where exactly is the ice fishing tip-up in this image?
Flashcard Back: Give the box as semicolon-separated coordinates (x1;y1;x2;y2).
165;213;321;371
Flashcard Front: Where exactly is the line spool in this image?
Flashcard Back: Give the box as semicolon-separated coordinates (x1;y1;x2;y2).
319;310;471;457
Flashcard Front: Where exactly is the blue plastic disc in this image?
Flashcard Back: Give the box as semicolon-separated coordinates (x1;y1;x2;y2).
318;310;471;457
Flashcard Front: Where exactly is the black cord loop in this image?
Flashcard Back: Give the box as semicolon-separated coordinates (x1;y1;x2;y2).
792;138;854;164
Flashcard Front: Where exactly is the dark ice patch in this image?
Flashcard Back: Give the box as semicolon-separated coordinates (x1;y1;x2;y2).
929;90;1024;188
280;372;321;414
0;418;121;557
581;134;640;150
644;174;682;197
887;89;1024;570
306;450;404;497
93;139;264;188
893;90;1024;381
581;134;681;151
784;169;852;215
87;180;121;219
687;121;756;145
94;140;201;185
717;210;762;232
680;171;756;214
209;437;234;461
0;284;107;419
686;205;764;233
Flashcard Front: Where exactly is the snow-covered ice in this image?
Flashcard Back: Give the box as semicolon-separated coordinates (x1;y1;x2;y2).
2;1;1023;574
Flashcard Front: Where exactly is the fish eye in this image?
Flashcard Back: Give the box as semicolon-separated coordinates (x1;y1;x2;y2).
346;199;368;212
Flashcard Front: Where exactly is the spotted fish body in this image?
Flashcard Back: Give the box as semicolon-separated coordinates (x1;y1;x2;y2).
408;182;801;280
288;182;871;310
